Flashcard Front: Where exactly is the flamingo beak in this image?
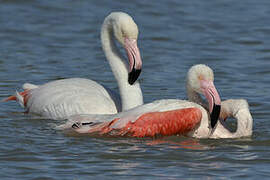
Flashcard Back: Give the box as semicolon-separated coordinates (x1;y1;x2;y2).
200;80;221;129
124;38;142;85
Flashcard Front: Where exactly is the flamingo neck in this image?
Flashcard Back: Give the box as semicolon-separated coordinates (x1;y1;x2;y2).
221;99;253;138
100;19;143;111
210;99;253;138
185;83;211;138
186;83;207;110
234;109;253;137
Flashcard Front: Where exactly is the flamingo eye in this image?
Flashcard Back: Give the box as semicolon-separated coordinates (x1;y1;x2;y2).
198;75;204;80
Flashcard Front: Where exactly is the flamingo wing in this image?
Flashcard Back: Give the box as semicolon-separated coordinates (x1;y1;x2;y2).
3;78;120;119
59;107;202;137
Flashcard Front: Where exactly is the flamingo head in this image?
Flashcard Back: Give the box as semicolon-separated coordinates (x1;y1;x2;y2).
109;12;142;85
187;64;221;128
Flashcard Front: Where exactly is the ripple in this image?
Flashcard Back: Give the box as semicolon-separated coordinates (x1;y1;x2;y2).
149;36;173;42
233;38;263;46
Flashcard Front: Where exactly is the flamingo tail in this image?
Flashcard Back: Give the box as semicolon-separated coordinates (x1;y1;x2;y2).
2;90;30;107
3;83;38;107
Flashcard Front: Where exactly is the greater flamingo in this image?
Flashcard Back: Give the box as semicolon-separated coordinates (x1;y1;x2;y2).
58;64;252;139
4;12;144;119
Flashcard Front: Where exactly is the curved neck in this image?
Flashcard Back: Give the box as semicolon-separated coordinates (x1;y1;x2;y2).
221;99;253;138
100;19;143;111
234;109;253;137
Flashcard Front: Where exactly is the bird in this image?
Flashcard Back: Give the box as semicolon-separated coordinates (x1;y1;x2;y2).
57;64;253;139
3;12;144;120
212;98;253;138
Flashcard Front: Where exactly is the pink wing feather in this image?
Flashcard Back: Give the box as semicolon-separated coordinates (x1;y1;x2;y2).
63;108;202;137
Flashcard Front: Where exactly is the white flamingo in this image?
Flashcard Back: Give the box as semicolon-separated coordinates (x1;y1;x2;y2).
4;12;144;119
58;64;253;138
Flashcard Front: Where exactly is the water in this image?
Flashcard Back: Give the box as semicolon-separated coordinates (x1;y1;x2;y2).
0;0;270;179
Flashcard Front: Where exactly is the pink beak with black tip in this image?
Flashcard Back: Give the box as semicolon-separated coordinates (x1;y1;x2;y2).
124;37;142;85
200;79;221;128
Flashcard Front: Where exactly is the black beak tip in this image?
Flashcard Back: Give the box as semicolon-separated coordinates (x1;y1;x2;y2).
210;104;221;129
128;68;141;85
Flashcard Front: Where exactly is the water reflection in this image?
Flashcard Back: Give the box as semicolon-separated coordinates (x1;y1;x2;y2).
146;137;210;150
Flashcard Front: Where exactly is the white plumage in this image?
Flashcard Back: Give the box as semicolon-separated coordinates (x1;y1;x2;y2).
5;12;144;119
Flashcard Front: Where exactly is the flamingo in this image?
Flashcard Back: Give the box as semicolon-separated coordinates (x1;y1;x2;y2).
3;12;144;119
58;64;253;138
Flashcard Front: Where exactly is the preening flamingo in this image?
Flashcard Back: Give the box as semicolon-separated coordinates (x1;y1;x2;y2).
58;64;253;138
4;12;144;119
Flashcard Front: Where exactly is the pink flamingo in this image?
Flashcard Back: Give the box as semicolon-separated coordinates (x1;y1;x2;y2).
4;12;144;119
58;64;253;138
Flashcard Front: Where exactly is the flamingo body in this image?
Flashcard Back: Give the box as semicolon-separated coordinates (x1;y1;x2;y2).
58;99;209;137
17;78;120;119
119;108;201;137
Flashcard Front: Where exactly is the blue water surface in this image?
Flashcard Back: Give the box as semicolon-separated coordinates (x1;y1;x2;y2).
0;0;270;179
